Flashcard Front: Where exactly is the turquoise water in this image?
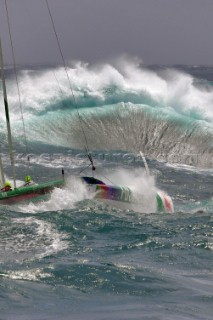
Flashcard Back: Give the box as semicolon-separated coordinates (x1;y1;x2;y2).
0;64;213;319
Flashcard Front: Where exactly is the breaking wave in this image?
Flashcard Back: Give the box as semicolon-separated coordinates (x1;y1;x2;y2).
1;58;213;167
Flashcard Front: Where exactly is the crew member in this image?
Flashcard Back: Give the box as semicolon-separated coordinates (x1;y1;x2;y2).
1;181;12;192
21;175;35;187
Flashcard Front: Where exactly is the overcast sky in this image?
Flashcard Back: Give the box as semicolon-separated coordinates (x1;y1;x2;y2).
0;0;213;66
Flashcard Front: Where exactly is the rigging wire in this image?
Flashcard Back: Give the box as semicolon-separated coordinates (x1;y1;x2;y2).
45;0;94;169
5;0;29;164
78;163;93;175
95;171;116;186
78;159;116;185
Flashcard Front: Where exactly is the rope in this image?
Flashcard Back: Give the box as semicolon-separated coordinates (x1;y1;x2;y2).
5;0;29;163
45;0;93;167
97;172;116;186
78;163;92;175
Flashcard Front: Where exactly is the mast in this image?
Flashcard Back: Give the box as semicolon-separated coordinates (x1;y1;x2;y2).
0;38;16;188
0;151;5;186
0;41;6;186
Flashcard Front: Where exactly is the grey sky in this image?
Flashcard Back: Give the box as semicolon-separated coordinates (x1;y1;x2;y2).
0;0;213;66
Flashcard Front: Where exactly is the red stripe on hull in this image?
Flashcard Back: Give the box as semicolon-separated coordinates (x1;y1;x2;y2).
0;192;45;205
0;185;60;205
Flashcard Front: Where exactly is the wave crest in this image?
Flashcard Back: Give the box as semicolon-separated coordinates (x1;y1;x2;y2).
2;59;213;167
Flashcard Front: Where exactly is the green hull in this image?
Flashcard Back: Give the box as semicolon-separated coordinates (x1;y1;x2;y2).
0;179;65;205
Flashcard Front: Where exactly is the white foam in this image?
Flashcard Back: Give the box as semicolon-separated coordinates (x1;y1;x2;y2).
0;216;69;263
93;168;158;213
15;176;92;213
1;268;51;281
12;216;69;259
4;58;213;125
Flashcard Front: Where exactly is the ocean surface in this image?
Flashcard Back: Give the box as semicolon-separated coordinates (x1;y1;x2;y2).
0;62;213;319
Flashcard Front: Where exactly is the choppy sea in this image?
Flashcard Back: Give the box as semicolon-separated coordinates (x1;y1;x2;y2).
0;62;213;319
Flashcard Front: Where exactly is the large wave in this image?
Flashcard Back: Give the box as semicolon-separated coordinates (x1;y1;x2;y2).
1;58;213;167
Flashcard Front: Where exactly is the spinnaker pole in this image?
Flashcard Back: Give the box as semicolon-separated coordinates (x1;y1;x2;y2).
0;38;16;188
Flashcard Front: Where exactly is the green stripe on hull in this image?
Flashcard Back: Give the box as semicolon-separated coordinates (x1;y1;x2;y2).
94;183;172;213
0;179;64;203
156;193;165;212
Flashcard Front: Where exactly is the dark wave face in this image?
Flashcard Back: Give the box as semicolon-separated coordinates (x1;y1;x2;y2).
1;60;213;167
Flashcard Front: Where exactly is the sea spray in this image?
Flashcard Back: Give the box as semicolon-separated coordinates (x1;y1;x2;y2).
2;60;213;167
15;176;91;213
105;168;158;213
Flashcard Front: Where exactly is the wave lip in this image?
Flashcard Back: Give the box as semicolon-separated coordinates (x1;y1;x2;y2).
2;61;213;167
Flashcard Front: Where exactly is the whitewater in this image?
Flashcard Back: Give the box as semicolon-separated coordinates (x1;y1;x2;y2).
0;60;212;319
3;58;213;167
